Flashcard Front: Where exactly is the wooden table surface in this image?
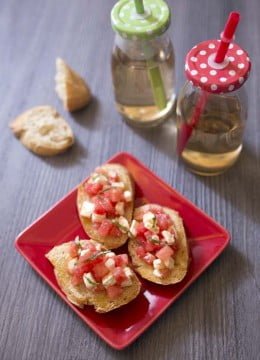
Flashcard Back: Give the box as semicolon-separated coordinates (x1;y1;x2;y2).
0;0;259;359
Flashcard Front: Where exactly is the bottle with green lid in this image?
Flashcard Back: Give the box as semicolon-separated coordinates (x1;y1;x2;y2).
111;0;175;127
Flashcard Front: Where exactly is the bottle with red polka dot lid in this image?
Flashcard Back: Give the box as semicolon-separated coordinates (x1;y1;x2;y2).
111;0;175;127
176;12;251;175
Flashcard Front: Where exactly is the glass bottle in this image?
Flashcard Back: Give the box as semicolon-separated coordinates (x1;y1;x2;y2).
177;39;251;175
111;0;175;127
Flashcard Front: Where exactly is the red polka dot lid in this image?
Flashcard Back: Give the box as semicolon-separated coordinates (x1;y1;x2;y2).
185;39;251;93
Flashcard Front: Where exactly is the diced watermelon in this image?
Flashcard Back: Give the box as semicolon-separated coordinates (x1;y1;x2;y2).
78;249;94;263
107;188;123;203
94;196;115;216
144;230;153;241
109;224;122;237
115;254;128;267
92;263;109;281
112;267;127;284
84;182;103;196
136;245;146;258
69;242;78;258
136;222;147;237
106;285;123;299
144;241;155;252
156;245;174;261
156;213;171;231
93;200;106;215
98;219;113;237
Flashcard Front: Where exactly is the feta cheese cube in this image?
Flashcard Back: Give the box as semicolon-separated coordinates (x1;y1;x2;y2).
129;220;138;237
153;269;163;278
115;202;125;216
74;236;80;245
124;267;133;278
151;234;160;242
143;212;159;233
143;253;155;263
105;252;116;258
80;249;91;257
80;201;94;218
111;181;125;189
102;273;116;287
123;190;132;202
153;258;165;270
108;170;118;179
83;273;97;289
92;213;106;223
92;174;107;185
162;230;175;245
105;258;116;270
117;216;129;232
164;257;175;269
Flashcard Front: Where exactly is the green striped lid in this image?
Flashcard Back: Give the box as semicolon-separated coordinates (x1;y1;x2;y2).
111;0;171;40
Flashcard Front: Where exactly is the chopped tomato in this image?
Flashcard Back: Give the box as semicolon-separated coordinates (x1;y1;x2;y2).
156;213;171;231
115;254;128;267
98;219;113;237
109;224;122;237
92;263;109;281
136;245;146;258
112;267;127;284
69;242;78;258
156;245;174;261
106;285;123;299
84;182;103;196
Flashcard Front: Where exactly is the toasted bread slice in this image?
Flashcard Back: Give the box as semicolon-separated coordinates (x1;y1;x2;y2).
46;241;141;312
128;205;189;285
77;164;134;249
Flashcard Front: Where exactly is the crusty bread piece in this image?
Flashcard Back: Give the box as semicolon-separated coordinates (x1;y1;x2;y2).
55;58;91;112
45;241;141;312
9;106;74;156
77;164;134;249
128;205;189;285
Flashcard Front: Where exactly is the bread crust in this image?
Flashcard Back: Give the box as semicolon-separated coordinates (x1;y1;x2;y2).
128;205;189;285
46;241;141;312
55;58;91;112
9;106;74;156
77;164;134;249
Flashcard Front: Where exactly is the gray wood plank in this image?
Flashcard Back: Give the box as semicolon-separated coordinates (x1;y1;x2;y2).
0;0;259;359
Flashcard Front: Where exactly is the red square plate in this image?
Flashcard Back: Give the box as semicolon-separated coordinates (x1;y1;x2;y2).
15;152;230;350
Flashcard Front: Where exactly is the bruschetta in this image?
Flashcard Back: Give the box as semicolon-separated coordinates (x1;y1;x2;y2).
128;204;189;285
46;237;141;312
77;164;134;249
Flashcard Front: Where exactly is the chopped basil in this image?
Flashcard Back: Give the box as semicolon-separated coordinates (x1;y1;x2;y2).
112;220;128;233
86;277;98;286
150;237;160;244
89;250;110;261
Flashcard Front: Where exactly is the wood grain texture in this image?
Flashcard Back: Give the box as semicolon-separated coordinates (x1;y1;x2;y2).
0;0;259;359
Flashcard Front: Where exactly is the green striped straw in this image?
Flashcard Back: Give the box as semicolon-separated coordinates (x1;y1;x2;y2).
134;0;167;110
